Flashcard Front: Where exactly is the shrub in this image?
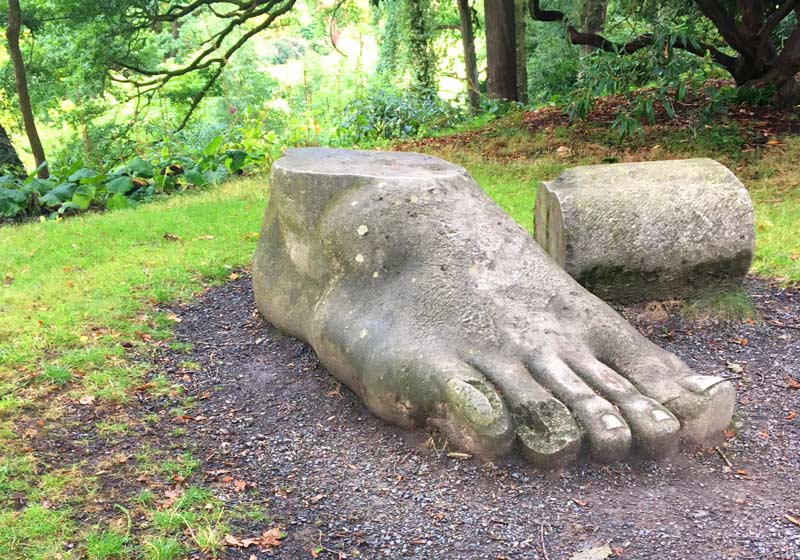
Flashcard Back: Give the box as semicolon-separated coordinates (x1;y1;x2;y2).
338;88;462;144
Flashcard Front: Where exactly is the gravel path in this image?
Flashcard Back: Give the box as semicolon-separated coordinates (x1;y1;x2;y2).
158;276;800;559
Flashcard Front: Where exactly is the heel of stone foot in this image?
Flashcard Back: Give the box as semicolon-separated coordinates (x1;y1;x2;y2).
670;375;736;443
513;400;581;467
439;378;513;456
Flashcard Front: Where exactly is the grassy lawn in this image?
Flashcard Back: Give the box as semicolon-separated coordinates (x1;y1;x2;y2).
0;119;797;558
0;178;268;559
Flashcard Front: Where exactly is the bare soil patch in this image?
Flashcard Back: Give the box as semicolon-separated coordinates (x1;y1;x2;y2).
153;275;800;559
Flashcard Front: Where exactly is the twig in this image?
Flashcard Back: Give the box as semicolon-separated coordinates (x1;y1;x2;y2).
540;524;550;560
769;320;800;331
193;340;252;347
785;513;800;528
715;446;734;468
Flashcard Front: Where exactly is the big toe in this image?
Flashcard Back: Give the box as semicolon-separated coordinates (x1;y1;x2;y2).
670;374;736;443
439;371;514;456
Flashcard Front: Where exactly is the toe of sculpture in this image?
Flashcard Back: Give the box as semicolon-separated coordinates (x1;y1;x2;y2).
513;400;581;467
441;378;514;456
672;375;736;443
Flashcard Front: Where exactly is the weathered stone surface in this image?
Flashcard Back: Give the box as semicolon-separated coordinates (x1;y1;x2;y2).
534;159;755;303
253;148;734;466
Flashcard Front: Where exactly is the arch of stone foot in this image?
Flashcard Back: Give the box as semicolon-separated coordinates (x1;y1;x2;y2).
252;148;735;467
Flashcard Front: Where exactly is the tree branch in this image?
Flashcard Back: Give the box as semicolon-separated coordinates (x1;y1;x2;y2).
527;0;565;22
693;0;754;57
528;0;739;74
760;0;799;39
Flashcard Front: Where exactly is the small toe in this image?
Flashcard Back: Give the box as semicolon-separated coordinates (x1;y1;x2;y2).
566;356;681;458
525;357;631;463
596;343;735;444
474;358;581;467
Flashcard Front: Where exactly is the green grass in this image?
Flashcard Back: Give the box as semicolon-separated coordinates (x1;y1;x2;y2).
0;177;268;558
681;288;758;323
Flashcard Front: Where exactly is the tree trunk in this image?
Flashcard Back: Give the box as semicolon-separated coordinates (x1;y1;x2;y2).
580;0;607;56
406;0;435;92
0;124;25;178
6;0;48;179
485;0;518;100
515;0;528;103
457;0;480;111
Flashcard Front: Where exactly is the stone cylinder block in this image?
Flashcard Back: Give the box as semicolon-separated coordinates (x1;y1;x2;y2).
533;158;755;303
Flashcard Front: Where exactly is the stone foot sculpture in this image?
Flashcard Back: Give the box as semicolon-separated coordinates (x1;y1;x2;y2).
253;149;735;466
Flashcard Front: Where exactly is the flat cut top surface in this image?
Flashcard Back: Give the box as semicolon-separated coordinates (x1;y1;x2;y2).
545;158;739;192
273;148;464;179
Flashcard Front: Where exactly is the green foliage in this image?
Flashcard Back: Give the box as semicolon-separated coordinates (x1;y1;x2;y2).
0;135;260;220
340;88;462;143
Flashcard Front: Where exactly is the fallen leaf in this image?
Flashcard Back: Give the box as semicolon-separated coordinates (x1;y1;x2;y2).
727;362;744;374
225;534;244;547
228;272;239;280
723;428;736;439
736;469;748;476
225;527;285;551
135;331;153;342
766;139;782;145
787;377;800;390
785;410;797;421
731;337;748;346
309;494;324;504
159;487;184;510
572;498;589;507
570;544;613;560
233;479;247;493
78;395;95;405
758;431;769;439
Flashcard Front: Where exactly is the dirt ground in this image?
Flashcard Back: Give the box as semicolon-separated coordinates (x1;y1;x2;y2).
155;275;800;560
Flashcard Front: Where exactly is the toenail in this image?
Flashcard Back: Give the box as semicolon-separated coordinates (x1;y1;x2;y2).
684;374;724;393
601;414;625;430
651;409;674;422
446;379;497;427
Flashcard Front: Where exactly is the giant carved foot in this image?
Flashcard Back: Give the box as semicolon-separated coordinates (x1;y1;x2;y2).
253;149;735;466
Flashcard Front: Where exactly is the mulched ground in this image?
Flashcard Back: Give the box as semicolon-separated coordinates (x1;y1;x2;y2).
153;274;800;560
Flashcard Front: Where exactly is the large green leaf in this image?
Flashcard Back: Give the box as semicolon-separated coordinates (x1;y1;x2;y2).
183;168;207;187
68;168;104;184
105;193;129;210
41;183;77;207
202;135;223;157
128;158;154;178
203;165;228;185
0;188;26;217
28;178;55;195
69;185;96;210
106;176;134;194
225;150;248;173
